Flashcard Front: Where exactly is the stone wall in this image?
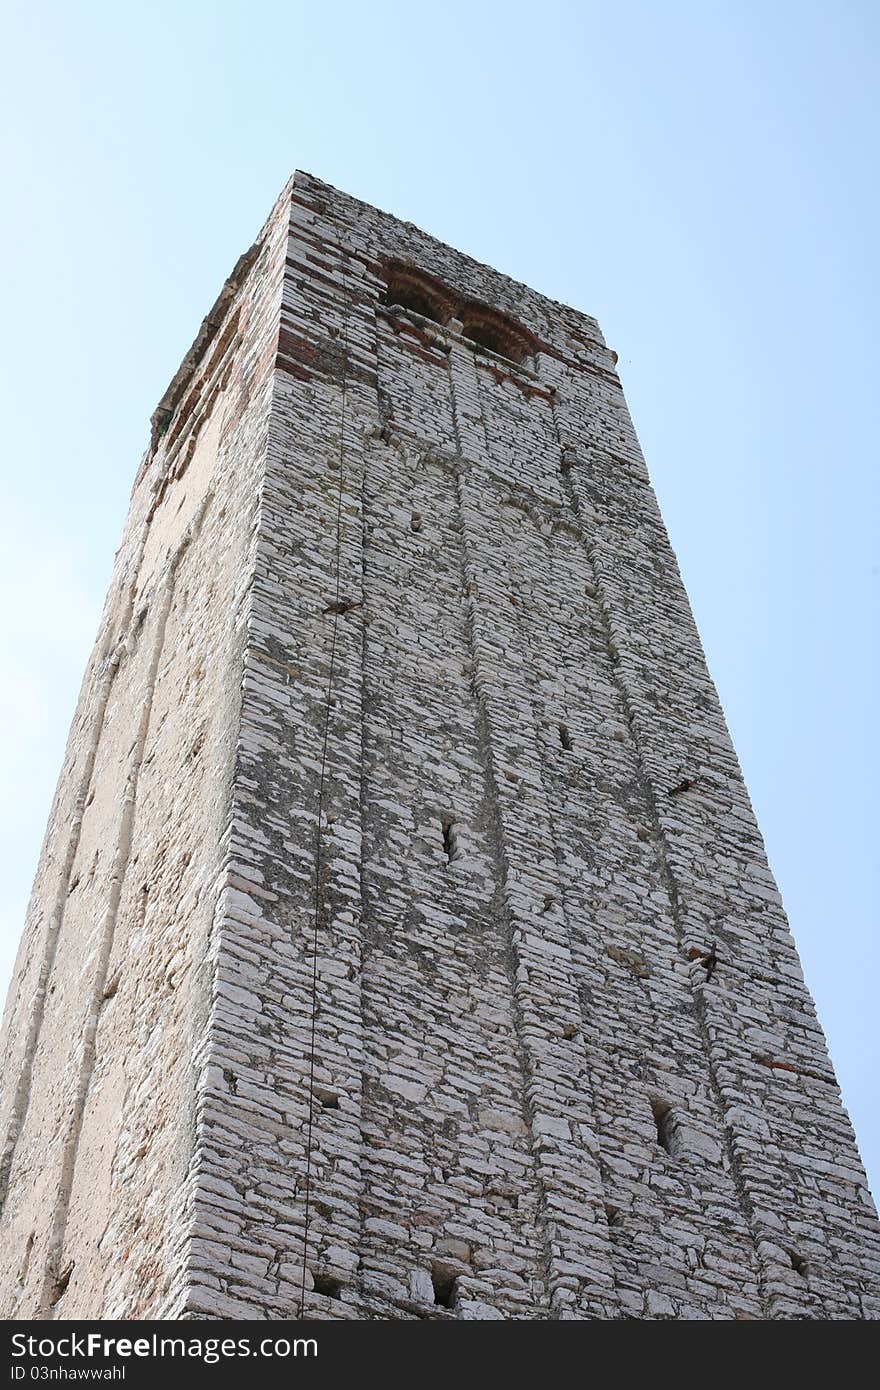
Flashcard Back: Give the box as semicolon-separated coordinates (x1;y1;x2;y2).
0;182;290;1319
1;172;877;1319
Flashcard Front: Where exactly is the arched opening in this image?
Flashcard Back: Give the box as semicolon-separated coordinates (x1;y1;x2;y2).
382;263;455;325
459;302;539;365
381;262;541;366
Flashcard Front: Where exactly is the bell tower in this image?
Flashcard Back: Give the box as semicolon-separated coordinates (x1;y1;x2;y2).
1;173;877;1320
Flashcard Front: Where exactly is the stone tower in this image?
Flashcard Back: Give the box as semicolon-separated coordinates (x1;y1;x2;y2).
1;174;877;1323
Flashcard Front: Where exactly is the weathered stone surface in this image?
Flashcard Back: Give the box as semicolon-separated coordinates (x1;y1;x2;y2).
0;172;877;1320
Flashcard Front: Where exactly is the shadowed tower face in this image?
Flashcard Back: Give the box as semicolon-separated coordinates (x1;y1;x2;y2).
0;173;877;1322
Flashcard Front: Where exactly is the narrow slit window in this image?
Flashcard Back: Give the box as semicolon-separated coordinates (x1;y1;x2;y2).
559;724;574;751
651;1099;678;1157
431;1263;458;1308
49;1263;74;1307
312;1271;342;1299
441;818;459;864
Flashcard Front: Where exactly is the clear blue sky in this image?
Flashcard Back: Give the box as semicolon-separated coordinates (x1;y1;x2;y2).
1;2;877;1199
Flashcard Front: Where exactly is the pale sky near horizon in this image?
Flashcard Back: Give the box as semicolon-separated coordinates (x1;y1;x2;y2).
1;1;877;1203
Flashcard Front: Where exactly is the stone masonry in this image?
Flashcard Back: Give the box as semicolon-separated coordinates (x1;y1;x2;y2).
1;173;877;1321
